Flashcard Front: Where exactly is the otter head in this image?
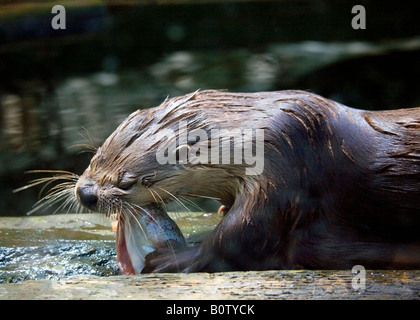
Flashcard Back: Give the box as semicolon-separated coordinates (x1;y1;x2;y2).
74;108;182;214
74;103;212;274
74;95;244;215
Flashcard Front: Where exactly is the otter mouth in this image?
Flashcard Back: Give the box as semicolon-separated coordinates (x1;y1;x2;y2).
114;204;187;275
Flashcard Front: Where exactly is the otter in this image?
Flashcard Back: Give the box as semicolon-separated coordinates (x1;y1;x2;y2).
73;90;420;273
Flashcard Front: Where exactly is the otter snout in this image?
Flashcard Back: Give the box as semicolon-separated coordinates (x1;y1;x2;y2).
76;184;98;210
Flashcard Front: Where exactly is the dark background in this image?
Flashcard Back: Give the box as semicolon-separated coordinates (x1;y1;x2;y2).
1;0;419;215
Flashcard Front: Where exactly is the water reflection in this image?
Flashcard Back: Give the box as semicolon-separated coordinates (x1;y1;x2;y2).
2;38;420;157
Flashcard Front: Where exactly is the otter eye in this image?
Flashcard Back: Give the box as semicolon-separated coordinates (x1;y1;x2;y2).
118;179;137;190
140;176;155;188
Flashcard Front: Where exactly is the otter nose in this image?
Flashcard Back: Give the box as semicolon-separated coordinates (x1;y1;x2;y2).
76;185;98;210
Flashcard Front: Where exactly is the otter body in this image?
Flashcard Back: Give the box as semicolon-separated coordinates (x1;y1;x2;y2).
75;90;420;272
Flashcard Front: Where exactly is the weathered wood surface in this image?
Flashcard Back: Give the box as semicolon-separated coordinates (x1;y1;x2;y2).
1;269;419;300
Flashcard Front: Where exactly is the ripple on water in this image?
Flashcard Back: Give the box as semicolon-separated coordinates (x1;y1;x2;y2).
0;240;120;283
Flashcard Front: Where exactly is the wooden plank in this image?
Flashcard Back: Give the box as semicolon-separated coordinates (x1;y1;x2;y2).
1;270;419;300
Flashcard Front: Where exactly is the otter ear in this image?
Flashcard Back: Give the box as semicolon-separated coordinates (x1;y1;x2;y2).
175;144;190;164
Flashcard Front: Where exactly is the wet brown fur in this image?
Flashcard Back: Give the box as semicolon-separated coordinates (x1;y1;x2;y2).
76;90;420;271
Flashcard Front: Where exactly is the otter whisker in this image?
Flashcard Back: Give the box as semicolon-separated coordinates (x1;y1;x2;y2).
43;182;76;196
97;195;116;219
71;126;99;154
176;195;221;227
156;187;191;213
122;202;150;245
146;189;185;223
179;193;221;201
14;170;81;215
51;190;79;214
177;195;206;213
70;144;98;155
68;194;84;214
148;188;166;207
147;188;161;205
13;171;78;194
27;186;78;216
